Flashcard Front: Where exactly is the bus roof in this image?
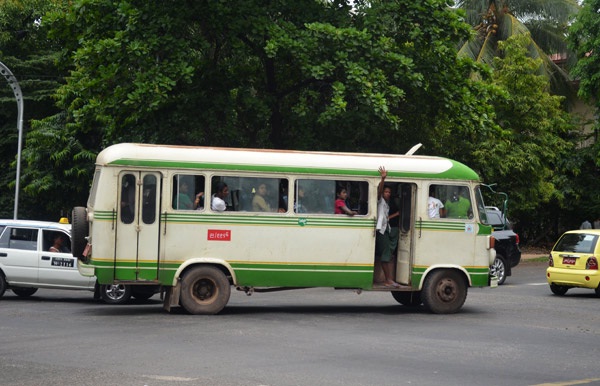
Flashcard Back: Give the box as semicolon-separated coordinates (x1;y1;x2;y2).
96;143;480;181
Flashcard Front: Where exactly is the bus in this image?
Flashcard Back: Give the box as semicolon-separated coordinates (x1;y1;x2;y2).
71;143;497;314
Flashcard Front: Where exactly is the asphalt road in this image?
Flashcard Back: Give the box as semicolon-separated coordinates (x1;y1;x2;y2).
1;261;599;386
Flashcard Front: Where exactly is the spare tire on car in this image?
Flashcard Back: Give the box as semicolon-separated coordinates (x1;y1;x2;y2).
71;206;89;262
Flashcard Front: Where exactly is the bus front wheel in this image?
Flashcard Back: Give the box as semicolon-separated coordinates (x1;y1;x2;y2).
180;266;231;315
421;270;467;314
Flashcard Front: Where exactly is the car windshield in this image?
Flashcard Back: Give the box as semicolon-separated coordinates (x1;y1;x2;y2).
554;233;598;253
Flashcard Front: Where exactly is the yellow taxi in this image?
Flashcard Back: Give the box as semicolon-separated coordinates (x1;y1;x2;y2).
546;229;600;296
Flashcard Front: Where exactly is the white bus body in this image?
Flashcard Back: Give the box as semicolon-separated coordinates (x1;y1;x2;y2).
72;143;496;314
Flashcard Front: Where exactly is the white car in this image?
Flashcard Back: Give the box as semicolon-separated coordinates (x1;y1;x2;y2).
0;219;156;304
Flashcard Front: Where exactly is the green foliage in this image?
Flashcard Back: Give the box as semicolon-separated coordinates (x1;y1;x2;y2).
568;0;600;107
0;0;70;220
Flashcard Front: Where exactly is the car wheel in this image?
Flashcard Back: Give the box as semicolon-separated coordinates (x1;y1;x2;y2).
180;266;231;315
0;273;7;298
490;255;507;285
550;284;569;296
11;287;38;297
421;269;467;314
100;284;132;304
595;286;600;297
391;291;422;307
72;206;89;262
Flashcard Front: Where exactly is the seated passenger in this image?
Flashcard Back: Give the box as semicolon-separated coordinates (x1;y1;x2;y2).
334;187;357;216
445;188;471;219
252;183;273;212
49;233;69;253
211;182;229;212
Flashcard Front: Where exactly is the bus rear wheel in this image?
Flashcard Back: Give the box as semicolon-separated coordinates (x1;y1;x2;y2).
180;266;231;315
421;270;467;314
391;291;422;307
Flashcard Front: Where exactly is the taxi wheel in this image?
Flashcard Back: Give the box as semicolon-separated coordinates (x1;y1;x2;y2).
11;287;38;297
100;284;132;304
0;273;6;298
550;284;568;296
595;286;600;297
180;266;231;315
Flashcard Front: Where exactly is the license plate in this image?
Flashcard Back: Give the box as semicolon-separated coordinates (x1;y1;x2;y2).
51;257;75;267
562;257;576;265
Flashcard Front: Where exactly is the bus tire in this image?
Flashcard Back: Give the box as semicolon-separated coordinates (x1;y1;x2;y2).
421;269;467;314
11;287;38;297
71;206;89;261
391;291;422;307
180;266;231;315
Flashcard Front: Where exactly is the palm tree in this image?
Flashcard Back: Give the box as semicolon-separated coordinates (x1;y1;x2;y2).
456;0;580;96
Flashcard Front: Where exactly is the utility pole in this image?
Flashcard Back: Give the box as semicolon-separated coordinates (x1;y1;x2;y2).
0;60;24;220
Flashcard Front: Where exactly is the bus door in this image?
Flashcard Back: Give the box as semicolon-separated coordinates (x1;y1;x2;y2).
396;183;416;285
115;171;162;281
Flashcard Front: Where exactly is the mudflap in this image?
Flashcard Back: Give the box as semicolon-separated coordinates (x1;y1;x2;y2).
162;283;181;312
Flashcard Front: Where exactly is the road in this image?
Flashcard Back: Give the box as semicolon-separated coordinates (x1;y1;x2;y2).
1;261;599;386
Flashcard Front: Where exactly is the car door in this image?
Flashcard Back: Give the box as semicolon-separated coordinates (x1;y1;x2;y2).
0;226;40;285
38;228;95;288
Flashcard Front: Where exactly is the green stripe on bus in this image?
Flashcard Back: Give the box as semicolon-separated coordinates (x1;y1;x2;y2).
108;159;479;180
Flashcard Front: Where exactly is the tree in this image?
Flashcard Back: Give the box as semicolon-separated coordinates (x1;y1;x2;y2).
25;0;494;184
456;0;580;96
0;0;69;219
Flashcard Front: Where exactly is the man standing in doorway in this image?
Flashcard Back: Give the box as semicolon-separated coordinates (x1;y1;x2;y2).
375;166;400;288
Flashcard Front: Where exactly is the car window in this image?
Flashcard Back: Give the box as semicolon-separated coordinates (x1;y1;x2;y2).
554;233;598;254
0;227;39;251
43;229;72;253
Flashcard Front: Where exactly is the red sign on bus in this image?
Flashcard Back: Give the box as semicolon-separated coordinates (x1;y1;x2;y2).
207;229;231;241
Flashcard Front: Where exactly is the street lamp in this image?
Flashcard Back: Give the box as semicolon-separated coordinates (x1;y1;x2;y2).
0;60;24;220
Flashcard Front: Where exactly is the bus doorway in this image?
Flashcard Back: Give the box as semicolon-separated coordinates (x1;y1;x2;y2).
396;183;416;285
116;171;162;281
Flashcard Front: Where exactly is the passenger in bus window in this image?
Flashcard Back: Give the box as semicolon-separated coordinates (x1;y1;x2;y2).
252;183;273;212
294;187;308;213
211;182;229;212
445;187;472;219
334;187;357;216
374;166;400;288
428;186;445;218
174;181;203;210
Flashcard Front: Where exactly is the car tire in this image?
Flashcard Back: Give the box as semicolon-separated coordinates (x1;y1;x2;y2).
490;255;507;285
100;284;132;304
391;291;422;307
11;287;38;297
550;284;569;296
421;269;467;314
72;206;89;262
0;273;7;298
595;286;600;297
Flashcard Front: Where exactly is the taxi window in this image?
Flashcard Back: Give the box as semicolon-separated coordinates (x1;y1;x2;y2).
0;228;39;251
554;233;598;254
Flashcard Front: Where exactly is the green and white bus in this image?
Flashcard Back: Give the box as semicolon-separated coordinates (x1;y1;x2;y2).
72;143;497;314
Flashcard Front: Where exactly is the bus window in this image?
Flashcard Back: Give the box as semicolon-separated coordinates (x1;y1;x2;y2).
294;179;368;215
142;175;157;224
211;176;288;213
120;174;136;224
172;175;205;211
